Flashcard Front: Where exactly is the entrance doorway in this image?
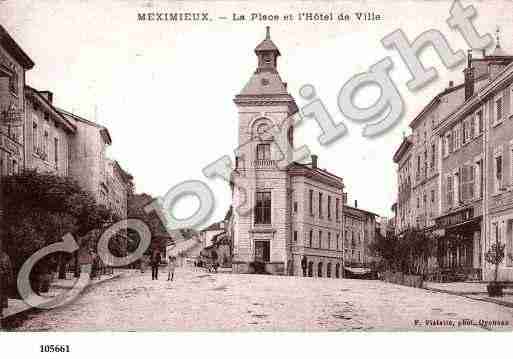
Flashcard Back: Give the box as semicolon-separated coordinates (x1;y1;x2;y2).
254;240;270;262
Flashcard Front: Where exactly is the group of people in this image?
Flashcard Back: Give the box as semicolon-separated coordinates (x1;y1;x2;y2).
140;252;177;281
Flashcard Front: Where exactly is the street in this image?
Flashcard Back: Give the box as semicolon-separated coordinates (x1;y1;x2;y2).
14;268;513;331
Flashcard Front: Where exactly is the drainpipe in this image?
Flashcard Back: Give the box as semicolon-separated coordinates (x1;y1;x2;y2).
482;98;489;281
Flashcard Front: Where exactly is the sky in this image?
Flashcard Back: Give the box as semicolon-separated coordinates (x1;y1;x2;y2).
1;0;512;224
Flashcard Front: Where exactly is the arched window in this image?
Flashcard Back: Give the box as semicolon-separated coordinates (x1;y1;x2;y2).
335;263;340;278
317;262;323;277
307;262;313;277
327;263;332;278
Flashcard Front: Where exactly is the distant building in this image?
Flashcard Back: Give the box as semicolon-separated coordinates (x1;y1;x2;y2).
343;202;377;266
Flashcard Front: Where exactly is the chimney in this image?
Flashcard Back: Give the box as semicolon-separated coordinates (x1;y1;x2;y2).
354;200;358;208
463;51;475;101
38;90;53;104
311;154;318;169
448;80;454;88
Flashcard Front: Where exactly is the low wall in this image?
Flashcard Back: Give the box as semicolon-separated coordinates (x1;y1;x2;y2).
380;271;423;288
232;261;285;275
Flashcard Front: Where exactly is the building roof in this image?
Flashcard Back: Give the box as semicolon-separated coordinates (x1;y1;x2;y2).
344;204;379;218
0;25;35;70
201;221;225;233
437;59;513;134
25;86;76;133
408;83;464;130
58;108;113;145
287;161;344;190
112;160;133;183
392;135;413;164
255;26;281;55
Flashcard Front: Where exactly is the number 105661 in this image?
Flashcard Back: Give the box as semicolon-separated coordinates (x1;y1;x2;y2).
40;345;70;353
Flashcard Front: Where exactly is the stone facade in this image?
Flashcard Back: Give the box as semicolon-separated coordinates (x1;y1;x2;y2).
24;86;75;176
343;204;377;266
394;38;513;281
231;28;345;277
0;25;34;178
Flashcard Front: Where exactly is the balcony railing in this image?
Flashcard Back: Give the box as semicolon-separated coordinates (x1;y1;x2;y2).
253;159;276;168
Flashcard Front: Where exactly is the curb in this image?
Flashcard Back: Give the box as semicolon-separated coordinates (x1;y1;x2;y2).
1;272;124;329
423;287;513;309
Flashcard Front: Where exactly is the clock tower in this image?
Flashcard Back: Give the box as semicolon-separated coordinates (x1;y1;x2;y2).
231;27;299;274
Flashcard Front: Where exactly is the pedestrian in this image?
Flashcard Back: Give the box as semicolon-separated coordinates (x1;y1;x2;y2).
301;255;308;277
140;254;148;274
151;251;161;280
167;256;176;281
0;249;14;310
211;250;218;273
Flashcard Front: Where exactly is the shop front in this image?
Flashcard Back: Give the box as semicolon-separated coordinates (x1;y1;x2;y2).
434;207;482;281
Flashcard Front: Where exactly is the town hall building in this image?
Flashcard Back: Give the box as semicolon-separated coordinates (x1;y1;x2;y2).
230;28;346;277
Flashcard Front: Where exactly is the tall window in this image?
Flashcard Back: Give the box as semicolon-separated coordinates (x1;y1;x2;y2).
336;234;340;250
328;232;331;249
255;191;271;224
32;122;38;152
43;131;49;157
336;198;340;221
54;138;59;166
293;230;298;242
256;143;271;160
9;69;18;94
431;143;436;169
318;192;323;217
477;160;483;198
327;195;331;220
477;110;483;134
309;189;313;215
318;230;322;248
495;154;503;193
309;230;313;247
495;97;503;124
446;175;453;207
293;201;298;213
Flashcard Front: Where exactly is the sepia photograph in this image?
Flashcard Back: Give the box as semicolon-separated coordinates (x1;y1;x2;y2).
1;0;513;352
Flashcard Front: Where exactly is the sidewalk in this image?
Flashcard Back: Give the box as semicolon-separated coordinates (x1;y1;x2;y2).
2;270;124;325
424;281;513;308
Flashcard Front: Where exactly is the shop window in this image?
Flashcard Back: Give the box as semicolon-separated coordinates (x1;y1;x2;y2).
326;263;332;278
317;262;323;277
308;262;313;277
335;263;340;278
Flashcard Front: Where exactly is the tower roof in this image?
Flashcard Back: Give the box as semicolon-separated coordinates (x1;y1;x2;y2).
491;26;509;57
255;26;281;55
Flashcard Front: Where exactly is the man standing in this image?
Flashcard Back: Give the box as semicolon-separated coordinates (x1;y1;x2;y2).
151;251;161;280
301;255;308;277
